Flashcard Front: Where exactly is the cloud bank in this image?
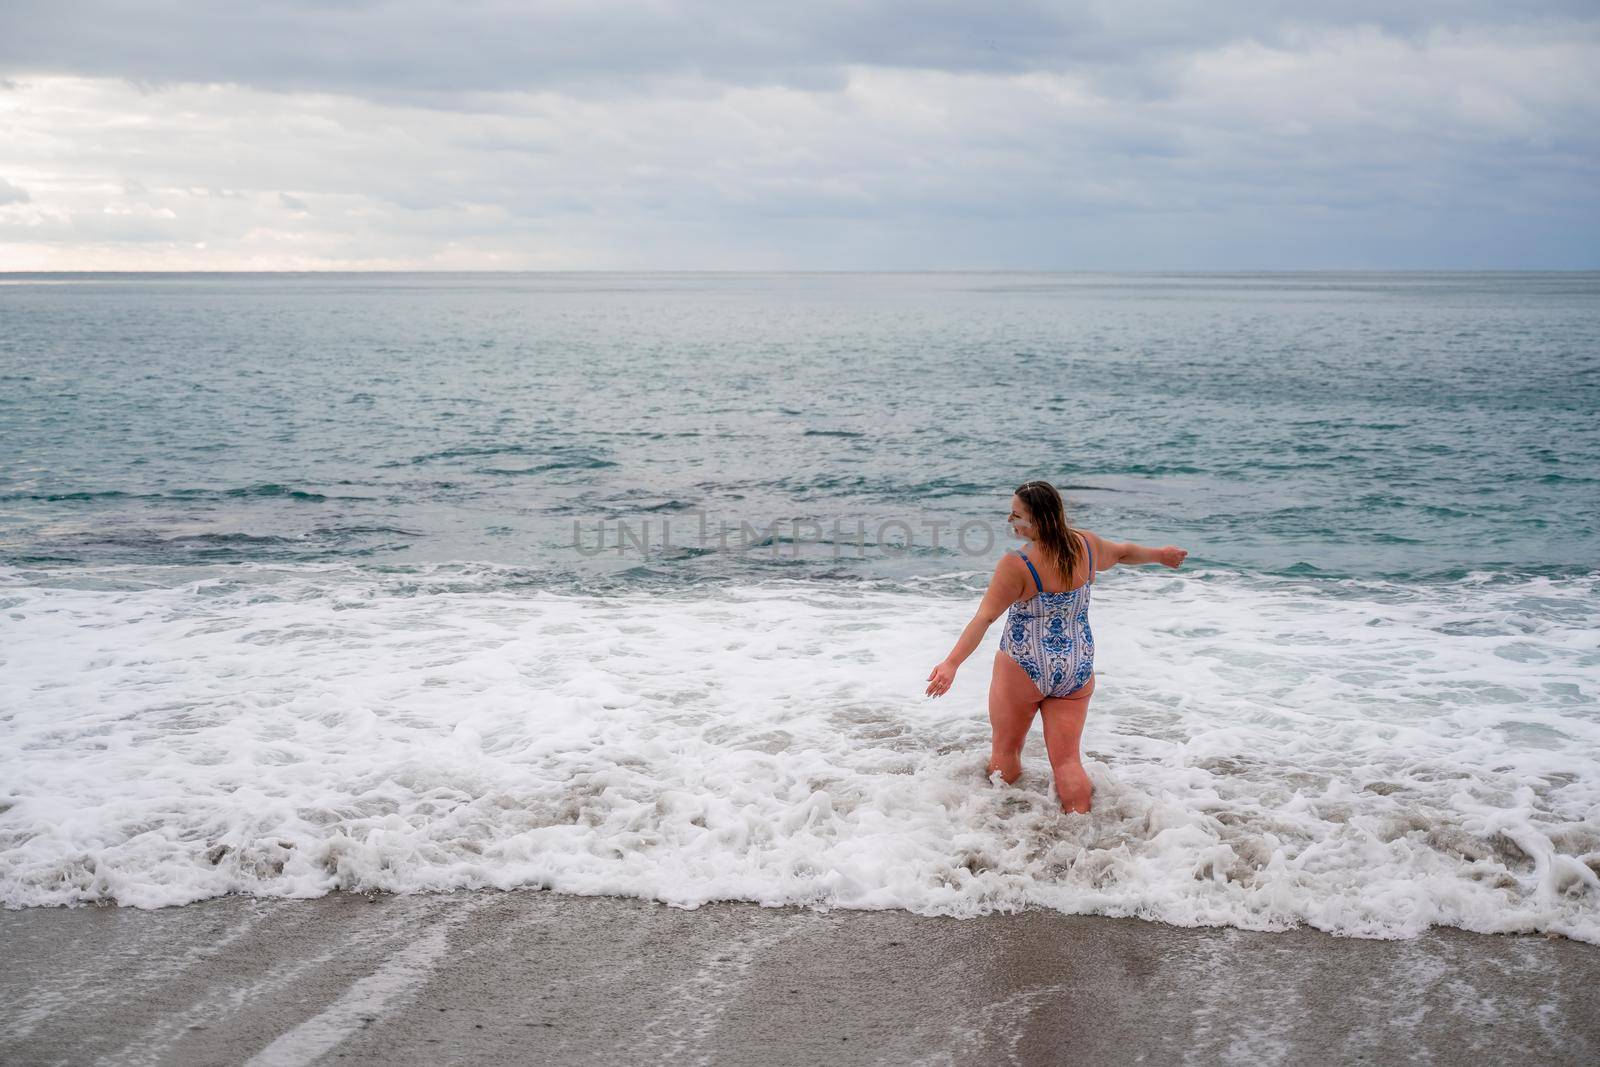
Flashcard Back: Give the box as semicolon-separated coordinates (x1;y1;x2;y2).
1;2;1595;269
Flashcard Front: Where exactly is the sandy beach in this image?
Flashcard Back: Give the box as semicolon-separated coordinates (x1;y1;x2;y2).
3;891;1595;1066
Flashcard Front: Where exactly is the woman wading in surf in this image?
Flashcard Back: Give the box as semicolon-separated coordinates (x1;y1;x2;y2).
926;480;1187;813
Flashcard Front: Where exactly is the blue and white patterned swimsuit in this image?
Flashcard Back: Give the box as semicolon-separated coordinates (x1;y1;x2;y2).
997;534;1096;699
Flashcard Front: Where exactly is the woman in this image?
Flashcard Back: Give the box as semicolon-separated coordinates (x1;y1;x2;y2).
925;480;1188;813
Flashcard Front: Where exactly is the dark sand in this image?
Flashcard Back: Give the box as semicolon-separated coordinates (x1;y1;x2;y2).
2;890;1596;1066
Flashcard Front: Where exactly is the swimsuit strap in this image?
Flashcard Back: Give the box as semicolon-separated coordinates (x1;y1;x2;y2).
1017;551;1045;594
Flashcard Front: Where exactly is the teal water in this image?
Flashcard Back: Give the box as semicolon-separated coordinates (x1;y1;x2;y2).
3;271;1596;583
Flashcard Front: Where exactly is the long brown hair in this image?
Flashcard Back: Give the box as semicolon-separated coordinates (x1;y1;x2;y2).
1014;480;1080;582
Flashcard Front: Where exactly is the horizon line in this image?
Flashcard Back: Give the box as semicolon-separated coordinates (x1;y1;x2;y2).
3;268;1598;275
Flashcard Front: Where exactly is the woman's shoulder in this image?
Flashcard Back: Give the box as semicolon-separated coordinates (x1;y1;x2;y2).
1068;529;1112;572
998;545;1044;578
1068;527;1102;550
989;549;1034;594
1011;543;1044;566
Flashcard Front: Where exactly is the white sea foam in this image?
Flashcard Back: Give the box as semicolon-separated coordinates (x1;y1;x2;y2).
2;563;1598;943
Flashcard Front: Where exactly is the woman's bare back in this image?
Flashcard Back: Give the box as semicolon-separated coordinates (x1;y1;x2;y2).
1016;528;1098;596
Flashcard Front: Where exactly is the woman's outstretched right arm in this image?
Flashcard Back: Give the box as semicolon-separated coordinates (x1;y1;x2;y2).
1088;531;1187;570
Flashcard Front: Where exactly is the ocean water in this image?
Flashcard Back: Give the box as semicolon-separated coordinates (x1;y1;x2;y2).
2;271;1598;942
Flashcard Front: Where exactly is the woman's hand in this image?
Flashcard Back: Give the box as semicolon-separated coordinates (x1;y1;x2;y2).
926;660;957;698
1156;545;1188;569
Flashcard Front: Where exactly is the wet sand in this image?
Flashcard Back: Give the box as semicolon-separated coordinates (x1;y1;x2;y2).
2;889;1596;1066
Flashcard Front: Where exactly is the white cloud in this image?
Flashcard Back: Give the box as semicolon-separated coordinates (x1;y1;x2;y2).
0;15;1595;269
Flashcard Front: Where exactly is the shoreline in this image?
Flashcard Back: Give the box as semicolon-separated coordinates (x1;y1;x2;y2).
3;889;1596;1065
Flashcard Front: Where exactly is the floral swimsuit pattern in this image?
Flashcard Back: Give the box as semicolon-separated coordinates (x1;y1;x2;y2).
997;533;1096;699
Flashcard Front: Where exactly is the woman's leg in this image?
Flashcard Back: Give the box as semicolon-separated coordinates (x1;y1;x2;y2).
1040;674;1096;813
987;650;1042;783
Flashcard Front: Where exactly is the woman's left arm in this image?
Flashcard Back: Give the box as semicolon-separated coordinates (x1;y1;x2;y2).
926;557;1022;697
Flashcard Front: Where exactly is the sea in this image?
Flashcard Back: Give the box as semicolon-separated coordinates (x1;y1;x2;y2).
1;271;1597;943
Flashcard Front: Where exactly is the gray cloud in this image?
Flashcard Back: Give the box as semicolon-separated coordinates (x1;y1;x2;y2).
0;3;1595;269
1;1;1596;101
0;177;30;205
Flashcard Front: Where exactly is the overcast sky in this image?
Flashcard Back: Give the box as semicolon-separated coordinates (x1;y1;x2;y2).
1;2;1596;270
